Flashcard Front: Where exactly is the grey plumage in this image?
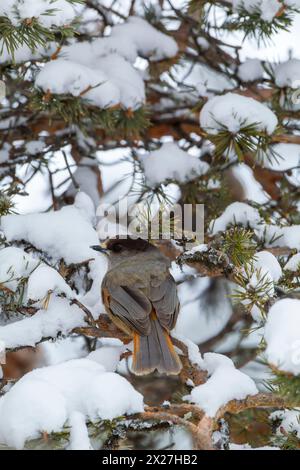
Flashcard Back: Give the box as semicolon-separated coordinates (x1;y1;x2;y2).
101;239;182;375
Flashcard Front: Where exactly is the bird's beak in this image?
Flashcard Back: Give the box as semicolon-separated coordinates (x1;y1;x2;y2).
90;245;109;255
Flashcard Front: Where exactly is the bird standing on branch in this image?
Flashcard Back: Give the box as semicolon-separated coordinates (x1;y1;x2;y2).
91;238;182;376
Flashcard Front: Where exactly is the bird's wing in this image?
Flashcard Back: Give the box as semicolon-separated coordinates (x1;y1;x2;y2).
104;284;152;335
149;275;180;331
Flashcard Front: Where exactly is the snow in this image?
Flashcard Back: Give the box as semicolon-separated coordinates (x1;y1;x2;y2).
281;226;300;250
35;55;145;110
270;409;300;438
210;202;261;234
229;443;280;450
35;15;178;110
25;140;45;156
175;277;233;344
200;93;278;136
262;143;300;172
139;142;209;186
255;223;300;250
1;196;100;265
0;0;77;28
284;252;300;271
0;42;55;64
110;16;178;61
87;339;125;372
264;298;300;374
27;265;74;301
68;411;92;450
196;37;209;50
284;0;300;6
0;356;143;449
185;353;258;416
239;251;282;301
238;59;264;82
173;334;204;369
275;59;300;88
232;0;282;22
0;295;86;349
0;247;39;291
185;244;208;255
251;251;282;282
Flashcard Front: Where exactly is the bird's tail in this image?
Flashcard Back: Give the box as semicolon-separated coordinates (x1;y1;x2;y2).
132;312;182;376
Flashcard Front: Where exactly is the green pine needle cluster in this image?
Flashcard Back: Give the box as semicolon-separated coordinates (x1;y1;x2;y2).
206;120;275;161
215;227;257;267
30;90;150;138
225;5;297;42
0;1;80;59
267;371;300;406
0;192;14;216
232;267;274;312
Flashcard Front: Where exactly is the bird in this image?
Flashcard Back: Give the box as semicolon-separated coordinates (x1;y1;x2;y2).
91;238;182;376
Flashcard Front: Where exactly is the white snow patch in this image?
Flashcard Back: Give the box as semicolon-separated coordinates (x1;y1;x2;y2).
139;142;209;186
27;265;74;301
0;357;143;449
232;0;282;22
0;296;86;349
200;93;278;135
264;298;300;374
0;247;39;291
284;253;300;271
185;353;258;416
1;202;100;265
0;0;76;28
111;16;178;61
210;202;261;234
238;59;264;82
275;59;300;89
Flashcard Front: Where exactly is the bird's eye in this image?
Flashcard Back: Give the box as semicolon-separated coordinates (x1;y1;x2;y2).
112;243;123;253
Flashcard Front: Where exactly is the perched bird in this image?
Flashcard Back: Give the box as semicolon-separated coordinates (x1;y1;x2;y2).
91;238;182;376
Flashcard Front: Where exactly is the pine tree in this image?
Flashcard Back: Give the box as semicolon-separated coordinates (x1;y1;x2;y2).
1;0;300;451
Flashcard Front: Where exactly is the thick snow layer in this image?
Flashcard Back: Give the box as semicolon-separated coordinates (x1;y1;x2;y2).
255;223;300;251
1;198;99;265
111;16;178;61
27;265;74;301
173;334;204;369
0;0;76;28
68;411;93;450
87;340;125;372
35;15;177;109
284;0;300;6
284;253;300;271
275;59;300;89
238;59;264;82
210;202;261;234
0;356;143;449
25;140;46;156
139;143;209;186
251;251;282;282
232;0;282;22
185;353;258;416
281;226;300;250
240;251;282;301
35;55;145;110
262;143;300;172
0;296;86;349
264;299;300;374
0;247;39;291
200;93;278;135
